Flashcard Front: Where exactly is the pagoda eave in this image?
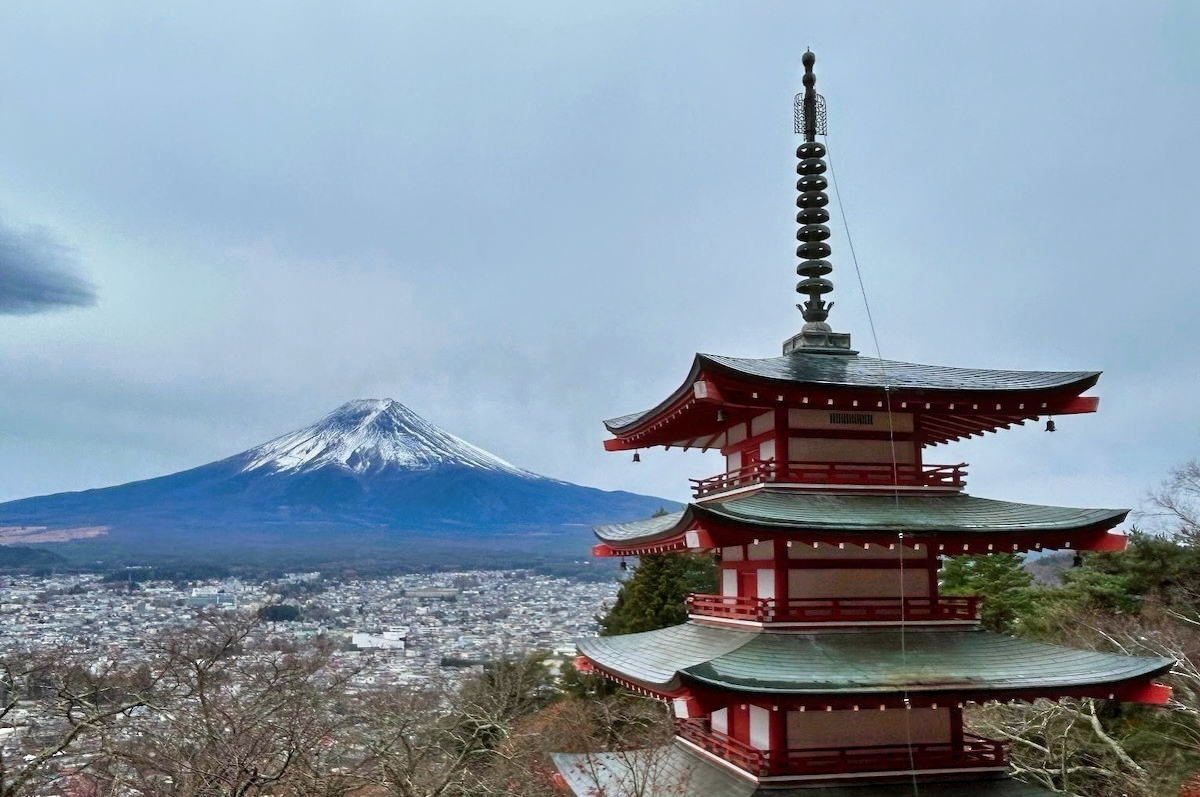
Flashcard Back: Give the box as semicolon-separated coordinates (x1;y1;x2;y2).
591;529;1126;559
603;354;1102;450
606;387;1099;451
576;625;1174;706
677;673;1173;708
593;539;692;557
690;516;1130;556
575;658;1171;711
592;495;1129;556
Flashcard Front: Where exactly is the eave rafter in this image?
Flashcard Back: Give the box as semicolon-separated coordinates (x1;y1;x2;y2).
583;662;682;701
605;366;1101;452
604;377;725;452
672;679;1173;710
592;538;690;557
593;511;1127;558
576;655;1171;709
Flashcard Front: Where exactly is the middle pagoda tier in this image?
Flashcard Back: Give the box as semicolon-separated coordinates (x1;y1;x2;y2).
578;349;1173;788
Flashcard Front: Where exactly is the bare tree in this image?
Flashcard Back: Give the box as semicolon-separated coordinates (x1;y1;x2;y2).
0;646;153;797
969;604;1200;797
1;612;688;797
352;653;561;797
1144;460;1200;544
496;689;687;797
95;612;363;797
970;698;1148;797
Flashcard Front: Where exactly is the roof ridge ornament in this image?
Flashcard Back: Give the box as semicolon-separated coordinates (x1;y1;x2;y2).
783;50;857;356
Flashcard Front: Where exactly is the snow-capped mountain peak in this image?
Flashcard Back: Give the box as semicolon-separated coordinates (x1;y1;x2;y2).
238;399;536;477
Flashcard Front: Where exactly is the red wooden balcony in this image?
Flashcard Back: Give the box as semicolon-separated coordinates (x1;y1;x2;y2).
686;594;979;624
690;460;967;498
676;720;1006;778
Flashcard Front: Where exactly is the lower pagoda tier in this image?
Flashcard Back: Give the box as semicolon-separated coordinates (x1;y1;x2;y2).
572;624;1170;786
579;624;1172;703
553;742;1063;797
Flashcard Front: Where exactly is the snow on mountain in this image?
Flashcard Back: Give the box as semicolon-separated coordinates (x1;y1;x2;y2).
237;399;541;479
0;397;675;565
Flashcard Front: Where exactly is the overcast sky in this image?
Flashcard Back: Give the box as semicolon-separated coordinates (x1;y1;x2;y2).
0;2;1197;526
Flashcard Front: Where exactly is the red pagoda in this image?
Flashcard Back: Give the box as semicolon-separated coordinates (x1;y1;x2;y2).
553;52;1173;796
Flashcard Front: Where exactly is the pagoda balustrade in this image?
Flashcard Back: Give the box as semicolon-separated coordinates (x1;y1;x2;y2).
686;594;978;624
676;719;1006;778
690;460;967;498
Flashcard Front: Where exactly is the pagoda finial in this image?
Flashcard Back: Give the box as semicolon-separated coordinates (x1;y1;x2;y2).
783;50;855;356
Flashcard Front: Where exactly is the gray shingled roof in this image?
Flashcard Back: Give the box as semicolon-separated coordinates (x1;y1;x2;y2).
554;742;1059;797
596;510;687;544
701;352;1098;393
594;492;1126;545
605;352;1099;432
578;624;1172;696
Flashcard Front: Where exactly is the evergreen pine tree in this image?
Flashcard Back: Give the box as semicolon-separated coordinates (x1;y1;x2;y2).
597;552;716;636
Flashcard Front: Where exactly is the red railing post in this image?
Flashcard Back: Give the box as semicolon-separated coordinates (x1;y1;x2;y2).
677;719;1007;777
691;593;982;624
693;460;968;497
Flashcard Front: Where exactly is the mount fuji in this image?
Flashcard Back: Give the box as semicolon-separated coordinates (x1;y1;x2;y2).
0;400;672;567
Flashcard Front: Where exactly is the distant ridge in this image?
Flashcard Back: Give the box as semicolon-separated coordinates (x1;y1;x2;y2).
0;400;674;567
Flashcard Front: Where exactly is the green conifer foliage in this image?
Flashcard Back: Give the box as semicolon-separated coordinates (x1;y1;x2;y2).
597;553;717;636
939;553;1034;633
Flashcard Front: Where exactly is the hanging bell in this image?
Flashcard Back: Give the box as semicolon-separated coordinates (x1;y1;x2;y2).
619;559;628;571
632;451;641;463
1045;418;1056;433
716;409;727;423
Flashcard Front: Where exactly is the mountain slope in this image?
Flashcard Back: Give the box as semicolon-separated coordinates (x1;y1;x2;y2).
0;400;672;564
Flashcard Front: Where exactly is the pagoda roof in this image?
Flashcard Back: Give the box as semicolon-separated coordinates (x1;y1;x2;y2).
577;624;1171;700
701;352;1098;395
554;742;1061;797
594;491;1126;554
604;352;1100;448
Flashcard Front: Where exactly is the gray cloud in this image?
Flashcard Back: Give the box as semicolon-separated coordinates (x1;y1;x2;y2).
0;218;95;314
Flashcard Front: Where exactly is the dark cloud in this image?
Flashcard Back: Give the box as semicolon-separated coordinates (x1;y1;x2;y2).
0;218;96;314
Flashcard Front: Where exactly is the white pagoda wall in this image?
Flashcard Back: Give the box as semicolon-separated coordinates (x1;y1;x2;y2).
787;438;915;464
718;542;934;600
786;707;951;748
788;568;928;598
749;705;771;750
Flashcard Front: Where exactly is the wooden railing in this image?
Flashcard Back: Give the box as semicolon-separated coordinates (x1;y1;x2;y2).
676;720;766;774
772;734;1007;776
686;594;771;622
690;460;967;498
676;720;1006;777
685;594;978;623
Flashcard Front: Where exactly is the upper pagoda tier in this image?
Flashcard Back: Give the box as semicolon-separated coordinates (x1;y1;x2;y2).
604;351;1100;451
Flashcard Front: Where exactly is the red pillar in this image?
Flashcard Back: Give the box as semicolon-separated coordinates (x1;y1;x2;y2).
774;537;789;620
949;703;965;751
926;545;940;600
774;407;788;480
769;705;786;769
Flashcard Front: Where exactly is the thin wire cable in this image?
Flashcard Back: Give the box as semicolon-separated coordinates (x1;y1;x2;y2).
824;134;921;795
